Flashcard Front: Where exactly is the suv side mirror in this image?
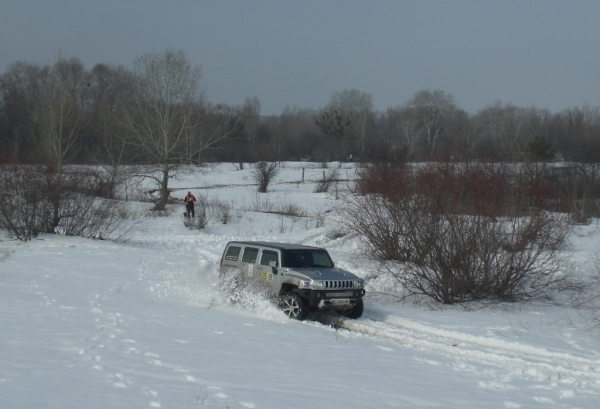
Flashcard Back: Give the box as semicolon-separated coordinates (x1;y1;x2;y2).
269;260;278;274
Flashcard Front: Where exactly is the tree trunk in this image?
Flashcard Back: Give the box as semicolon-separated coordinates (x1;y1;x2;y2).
156;165;170;210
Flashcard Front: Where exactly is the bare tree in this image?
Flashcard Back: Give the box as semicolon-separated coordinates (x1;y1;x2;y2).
407;90;457;157
475;101;533;160
35;57;86;170
327;89;374;154
87;63;137;198
120;49;204;210
240;96;261;155
0;61;45;162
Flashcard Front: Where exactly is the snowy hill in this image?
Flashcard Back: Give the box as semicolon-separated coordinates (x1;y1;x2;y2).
1;163;599;408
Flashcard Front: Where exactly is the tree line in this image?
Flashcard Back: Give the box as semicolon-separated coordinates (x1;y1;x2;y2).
2;50;600;309
2;50;600;171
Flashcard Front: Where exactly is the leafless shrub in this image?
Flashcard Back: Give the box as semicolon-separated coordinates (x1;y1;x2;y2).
56;195;137;240
278;214;290;234
273;202;306;217
249;193;275;213
252;161;279;193
342;162;574;304
210;199;232;224
326;229;347;240
315;211;325;228
247;195;305;217
314;168;339;193
570;252;600;328
0;165;136;241
0;165;50;240
556;163;600;224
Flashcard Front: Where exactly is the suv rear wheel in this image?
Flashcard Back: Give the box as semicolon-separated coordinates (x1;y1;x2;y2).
281;292;309;320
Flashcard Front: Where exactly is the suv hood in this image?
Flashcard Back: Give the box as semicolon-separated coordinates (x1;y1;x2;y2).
283;267;359;281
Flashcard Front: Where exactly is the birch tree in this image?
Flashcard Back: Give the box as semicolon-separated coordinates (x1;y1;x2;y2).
407;90;456;158
36;57;86;170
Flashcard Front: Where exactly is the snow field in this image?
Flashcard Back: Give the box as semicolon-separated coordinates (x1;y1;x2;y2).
1;162;600;408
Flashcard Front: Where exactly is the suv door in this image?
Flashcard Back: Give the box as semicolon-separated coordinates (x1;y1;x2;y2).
240;246;259;279
258;249;281;293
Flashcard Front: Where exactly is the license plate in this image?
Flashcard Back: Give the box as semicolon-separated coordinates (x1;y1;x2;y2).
332;299;350;305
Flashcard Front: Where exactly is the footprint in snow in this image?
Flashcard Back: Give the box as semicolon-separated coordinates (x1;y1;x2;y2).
533;396;554;404
560;389;575;399
149;401;161;407
239;403;256;408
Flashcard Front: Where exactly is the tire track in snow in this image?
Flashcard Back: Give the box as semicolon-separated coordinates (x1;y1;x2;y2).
315;311;600;390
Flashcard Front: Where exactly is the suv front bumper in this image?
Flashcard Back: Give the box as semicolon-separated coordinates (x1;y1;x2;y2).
297;289;366;310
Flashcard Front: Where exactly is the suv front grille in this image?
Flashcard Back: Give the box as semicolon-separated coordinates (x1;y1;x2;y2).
324;280;353;289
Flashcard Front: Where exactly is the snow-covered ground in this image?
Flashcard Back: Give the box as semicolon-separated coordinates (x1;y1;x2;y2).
1;162;600;408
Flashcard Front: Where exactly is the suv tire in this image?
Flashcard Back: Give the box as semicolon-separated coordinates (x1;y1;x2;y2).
339;298;364;319
281;292;309;320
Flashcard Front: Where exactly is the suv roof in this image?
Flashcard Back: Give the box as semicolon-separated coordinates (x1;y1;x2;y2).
226;241;322;251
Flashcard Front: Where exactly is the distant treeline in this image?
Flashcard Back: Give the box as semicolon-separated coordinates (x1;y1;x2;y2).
1;54;600;166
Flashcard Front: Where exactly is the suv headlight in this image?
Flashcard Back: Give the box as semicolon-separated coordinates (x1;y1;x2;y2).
298;280;311;289
311;280;324;290
353;280;363;289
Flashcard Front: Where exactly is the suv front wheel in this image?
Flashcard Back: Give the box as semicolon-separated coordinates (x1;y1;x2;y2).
281;292;309;320
339;298;364;319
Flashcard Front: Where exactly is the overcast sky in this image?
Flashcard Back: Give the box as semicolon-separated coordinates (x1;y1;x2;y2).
1;1;599;115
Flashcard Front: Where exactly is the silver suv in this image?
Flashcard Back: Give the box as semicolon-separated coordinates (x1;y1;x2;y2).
219;241;365;320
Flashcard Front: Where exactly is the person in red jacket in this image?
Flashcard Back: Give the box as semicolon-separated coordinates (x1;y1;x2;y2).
184;191;196;218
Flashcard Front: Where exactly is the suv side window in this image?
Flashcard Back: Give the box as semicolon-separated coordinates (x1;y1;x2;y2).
225;246;241;261
260;250;279;266
241;247;259;263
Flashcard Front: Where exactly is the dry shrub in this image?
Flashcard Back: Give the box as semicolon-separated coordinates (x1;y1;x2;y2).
0;165;135;241
252;161;279;193
343;161;574;304
357;161;599;219
211;199;232;224
314;168;339;193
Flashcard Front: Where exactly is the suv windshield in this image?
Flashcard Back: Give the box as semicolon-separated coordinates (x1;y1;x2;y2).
283;249;334;268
